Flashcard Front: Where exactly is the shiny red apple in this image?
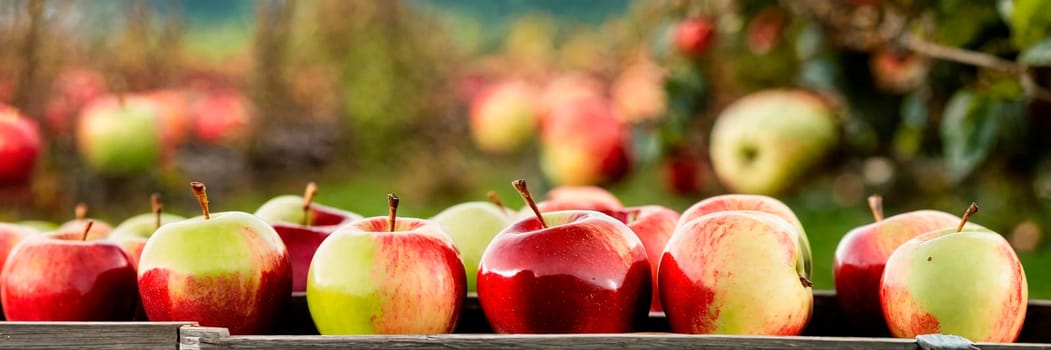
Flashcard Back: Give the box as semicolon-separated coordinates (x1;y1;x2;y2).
0;105;42;186
675;17;715;58
621;205;679;312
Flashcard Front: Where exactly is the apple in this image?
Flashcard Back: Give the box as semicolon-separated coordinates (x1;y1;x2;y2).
611;57;667;123
538;73;605;123
678;194;812;278
0;105;42;186
660;210;813;334
256;182;363;292
833;195;962;335
432;192;516;292
881;203;1027;342
545;185;623;209
539;97;632;186
109;194;186;269
1;221;139;321
675;17;716;58
709;90;839;195
661;150;706;196
44;68;107;135
0;223;42;290
746;8;787;55
477;180;650;333
870;49;930;93
190;89;254;146
138;182;292;335
148;90;192;158
58;203;112;239
469;80;539;154
77;94;163;176
621;205;679;312
307;194;466;334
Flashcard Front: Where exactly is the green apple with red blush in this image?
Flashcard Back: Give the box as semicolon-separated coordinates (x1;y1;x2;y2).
880;203;1027;342
432;191;515;292
137;182;292;335
2;221;139;321
307;194;466;334
477;180;651;333
109;194;185;269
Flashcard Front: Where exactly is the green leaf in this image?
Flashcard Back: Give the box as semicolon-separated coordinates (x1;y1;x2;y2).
1009;0;1051;49
940;90;1000;183
935;2;1000;47
893;90;930;159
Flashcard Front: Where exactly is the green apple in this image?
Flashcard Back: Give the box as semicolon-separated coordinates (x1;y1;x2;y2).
431;200;515;292
137;182;292;335
76;95;163;176
109;194;185;269
307;194;465;334
881;203;1027;342
710;90;838;195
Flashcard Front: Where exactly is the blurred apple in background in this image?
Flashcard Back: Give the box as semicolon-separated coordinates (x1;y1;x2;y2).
255;182;363;292
661;211;812;334
531;185;624;214
612;56;666;124
77;94;163;176
540;97;632;186
881;204;1027;342
109;194;185;269
710;89;838;195
44;68;107;135
138;182;291;335
833;195;961;335
307;194;465;334
661;150;707;196
148;90;192;158
58;203;112;239
2;222;139;321
0;105;42;186
538;73;605;121
675;17;716;58
190;89;255;146
469;80;539;154
432;192;515;292
870;48;930;93
622;205;679;312
477;180;650;333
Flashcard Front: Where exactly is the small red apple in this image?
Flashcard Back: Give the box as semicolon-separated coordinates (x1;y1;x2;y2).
477;180;651;333
0;105;42;186
190;89;254;146
675;17;716;58
621;205;679;312
540;97;632;186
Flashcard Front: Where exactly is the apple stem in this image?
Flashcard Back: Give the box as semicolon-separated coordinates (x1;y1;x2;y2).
956;202;979;232
74;202;87;221
868;194;884;222
488;190;507;211
800;275;813;288
190;182;210;220
301;182;318;227
387;194;399;232
81;220;94;241
151;193;163;231
513;179;547;229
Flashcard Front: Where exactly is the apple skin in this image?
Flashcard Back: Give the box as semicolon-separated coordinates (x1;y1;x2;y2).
660;211;812;334
477;210;651;333
137;212;292;335
539;97;632;186
0;224;42;290
678;194;811;278
469;80;539;154
108;213;186;269
0;105;42;186
546;185;624;209
622;205;680;312
710;90;838;195
77;95;163;176
833;210;961;335
676;17;716;58
1;231;139;321
306;217;466;335
880;226;1027;342
256;195;363;292
432;201;514;292
58;219;113;240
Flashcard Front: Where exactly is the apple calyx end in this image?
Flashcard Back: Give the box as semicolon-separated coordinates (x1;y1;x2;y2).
190;182;210;220
150;193;163;231
512;179;547;229
387;193;399;233
302;182;318;226
957;202;978;232
74;203;88;221
81;220;94;241
867;194;883;222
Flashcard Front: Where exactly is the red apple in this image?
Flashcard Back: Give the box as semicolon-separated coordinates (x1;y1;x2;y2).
0;105;42;186
0;223;42;289
469;80;540;154
190;89;254;146
1;222;139;321
833;195;961;335
58;203;112;239
611;57;667;123
870;49;930;93
477;180;651;333
621;205;679;312
661;150;706;196
676;17;716;58
539;97;632;186
660;211;812;334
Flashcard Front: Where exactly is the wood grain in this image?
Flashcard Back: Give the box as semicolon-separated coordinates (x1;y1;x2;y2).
0;322;191;350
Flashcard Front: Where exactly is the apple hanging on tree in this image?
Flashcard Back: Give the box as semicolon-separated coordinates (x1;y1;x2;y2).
477;179;651;333
880;203;1027;342
307;194;466;334
137;182;291;335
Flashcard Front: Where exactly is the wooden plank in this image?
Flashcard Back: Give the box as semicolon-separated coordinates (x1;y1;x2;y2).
0;321;192;350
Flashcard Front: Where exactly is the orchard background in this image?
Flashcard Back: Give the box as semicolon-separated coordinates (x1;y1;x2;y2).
1;0;1051;296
